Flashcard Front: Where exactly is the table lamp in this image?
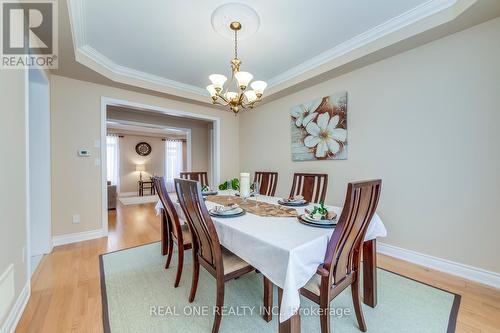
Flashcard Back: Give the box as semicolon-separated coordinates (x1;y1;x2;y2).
136;164;146;182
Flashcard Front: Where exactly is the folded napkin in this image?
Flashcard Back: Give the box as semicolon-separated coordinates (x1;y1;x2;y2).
282;195;304;203
214;203;239;213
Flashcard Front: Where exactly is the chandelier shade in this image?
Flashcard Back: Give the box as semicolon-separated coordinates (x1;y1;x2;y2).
208;74;227;90
234;71;253;89
244;90;257;103
206;84;217;97
250;80;267;97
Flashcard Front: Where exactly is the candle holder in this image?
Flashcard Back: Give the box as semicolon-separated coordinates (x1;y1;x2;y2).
240;172;251;203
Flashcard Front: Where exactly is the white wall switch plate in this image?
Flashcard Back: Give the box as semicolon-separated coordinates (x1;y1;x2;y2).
72;214;80;224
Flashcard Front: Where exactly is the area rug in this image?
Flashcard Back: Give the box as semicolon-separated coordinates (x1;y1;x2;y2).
118;195;158;205
100;243;460;333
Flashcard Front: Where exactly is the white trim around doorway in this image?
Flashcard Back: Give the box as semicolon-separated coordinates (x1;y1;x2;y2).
99;97;222;235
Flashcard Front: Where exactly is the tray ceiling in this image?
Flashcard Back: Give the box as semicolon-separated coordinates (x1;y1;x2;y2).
68;0;477;102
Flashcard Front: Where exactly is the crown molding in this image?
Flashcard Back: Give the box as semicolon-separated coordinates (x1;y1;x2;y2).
67;0;209;102
78;45;208;97
67;0;476;102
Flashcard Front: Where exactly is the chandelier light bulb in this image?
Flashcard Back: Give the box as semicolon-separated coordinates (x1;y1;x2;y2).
250;81;267;97
234;71;253;89
209;74;227;90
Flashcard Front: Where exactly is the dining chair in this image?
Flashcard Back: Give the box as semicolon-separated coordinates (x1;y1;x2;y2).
180;171;209;187
299;179;382;333
254;171;278;196
289;173;328;203
175;178;272;333
152;176;192;288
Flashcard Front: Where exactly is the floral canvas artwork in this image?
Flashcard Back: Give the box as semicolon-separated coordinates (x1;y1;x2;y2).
291;92;347;161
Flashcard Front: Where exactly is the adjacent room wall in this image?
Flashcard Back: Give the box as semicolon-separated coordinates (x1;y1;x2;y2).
0;70;28;327
239;18;500;273
50;75;238;237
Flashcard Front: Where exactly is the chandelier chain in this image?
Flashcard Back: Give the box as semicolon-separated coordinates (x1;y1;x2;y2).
234;28;238;60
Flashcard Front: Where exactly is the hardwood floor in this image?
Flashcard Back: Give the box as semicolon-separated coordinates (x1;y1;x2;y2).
15;202;500;332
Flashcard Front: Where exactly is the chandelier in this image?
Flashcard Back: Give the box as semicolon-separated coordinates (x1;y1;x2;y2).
206;21;267;115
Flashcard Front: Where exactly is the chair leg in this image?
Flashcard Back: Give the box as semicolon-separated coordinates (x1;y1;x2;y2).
351;277;367;332
212;279;225;333
263;277;273;322
319;294;330;333
164;236;173;269
174;246;184;287
188;255;200;303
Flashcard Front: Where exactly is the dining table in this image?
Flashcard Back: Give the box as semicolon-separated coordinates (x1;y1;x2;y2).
155;189;387;333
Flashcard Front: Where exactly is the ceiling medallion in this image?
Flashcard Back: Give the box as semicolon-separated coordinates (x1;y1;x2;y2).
207;6;266;115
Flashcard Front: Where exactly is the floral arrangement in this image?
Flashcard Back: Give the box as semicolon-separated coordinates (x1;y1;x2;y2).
218;178;240;190
291;92;347;160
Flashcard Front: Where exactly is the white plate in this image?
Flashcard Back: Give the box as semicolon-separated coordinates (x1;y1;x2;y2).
210;207;243;216
302;214;336;224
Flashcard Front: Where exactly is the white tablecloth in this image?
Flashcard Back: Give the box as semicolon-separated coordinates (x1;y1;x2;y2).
155;190;386;322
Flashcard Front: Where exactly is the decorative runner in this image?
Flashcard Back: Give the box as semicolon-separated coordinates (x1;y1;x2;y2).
205;195;298;217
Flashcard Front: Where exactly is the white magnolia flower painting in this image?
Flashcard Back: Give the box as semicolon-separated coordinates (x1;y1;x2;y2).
291;92;347;161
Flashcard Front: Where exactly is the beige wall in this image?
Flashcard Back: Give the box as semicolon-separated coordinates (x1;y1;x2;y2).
107;108;212;182
0;70;28;324
239;18;500;273
51;75;238;236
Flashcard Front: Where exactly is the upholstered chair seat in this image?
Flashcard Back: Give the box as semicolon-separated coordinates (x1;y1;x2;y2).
221;248;252;275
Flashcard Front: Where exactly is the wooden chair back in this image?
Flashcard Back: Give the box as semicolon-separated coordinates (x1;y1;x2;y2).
254;172;278;196
175;178;222;273
324;180;382;284
180;172;209;187
152;177;185;243
289;173;328;203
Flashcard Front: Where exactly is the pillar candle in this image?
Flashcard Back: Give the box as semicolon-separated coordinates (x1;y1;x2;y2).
240;172;250;198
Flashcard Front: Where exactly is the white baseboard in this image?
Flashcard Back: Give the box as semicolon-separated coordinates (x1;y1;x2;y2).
118;191;139;197
378;242;500;289
0;281;30;333
52;228;106;247
30;255;43;277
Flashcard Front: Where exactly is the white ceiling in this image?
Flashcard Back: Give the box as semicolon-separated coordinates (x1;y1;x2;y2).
66;0;491;102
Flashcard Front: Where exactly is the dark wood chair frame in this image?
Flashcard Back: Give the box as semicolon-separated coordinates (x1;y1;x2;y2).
254;171;278;196
289;173;328;203
152;176;192;288
180;171;209;187
174;178;273;333
299;179;382;333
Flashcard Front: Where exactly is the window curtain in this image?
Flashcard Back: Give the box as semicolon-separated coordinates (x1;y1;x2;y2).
106;134;120;191
164;139;183;192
